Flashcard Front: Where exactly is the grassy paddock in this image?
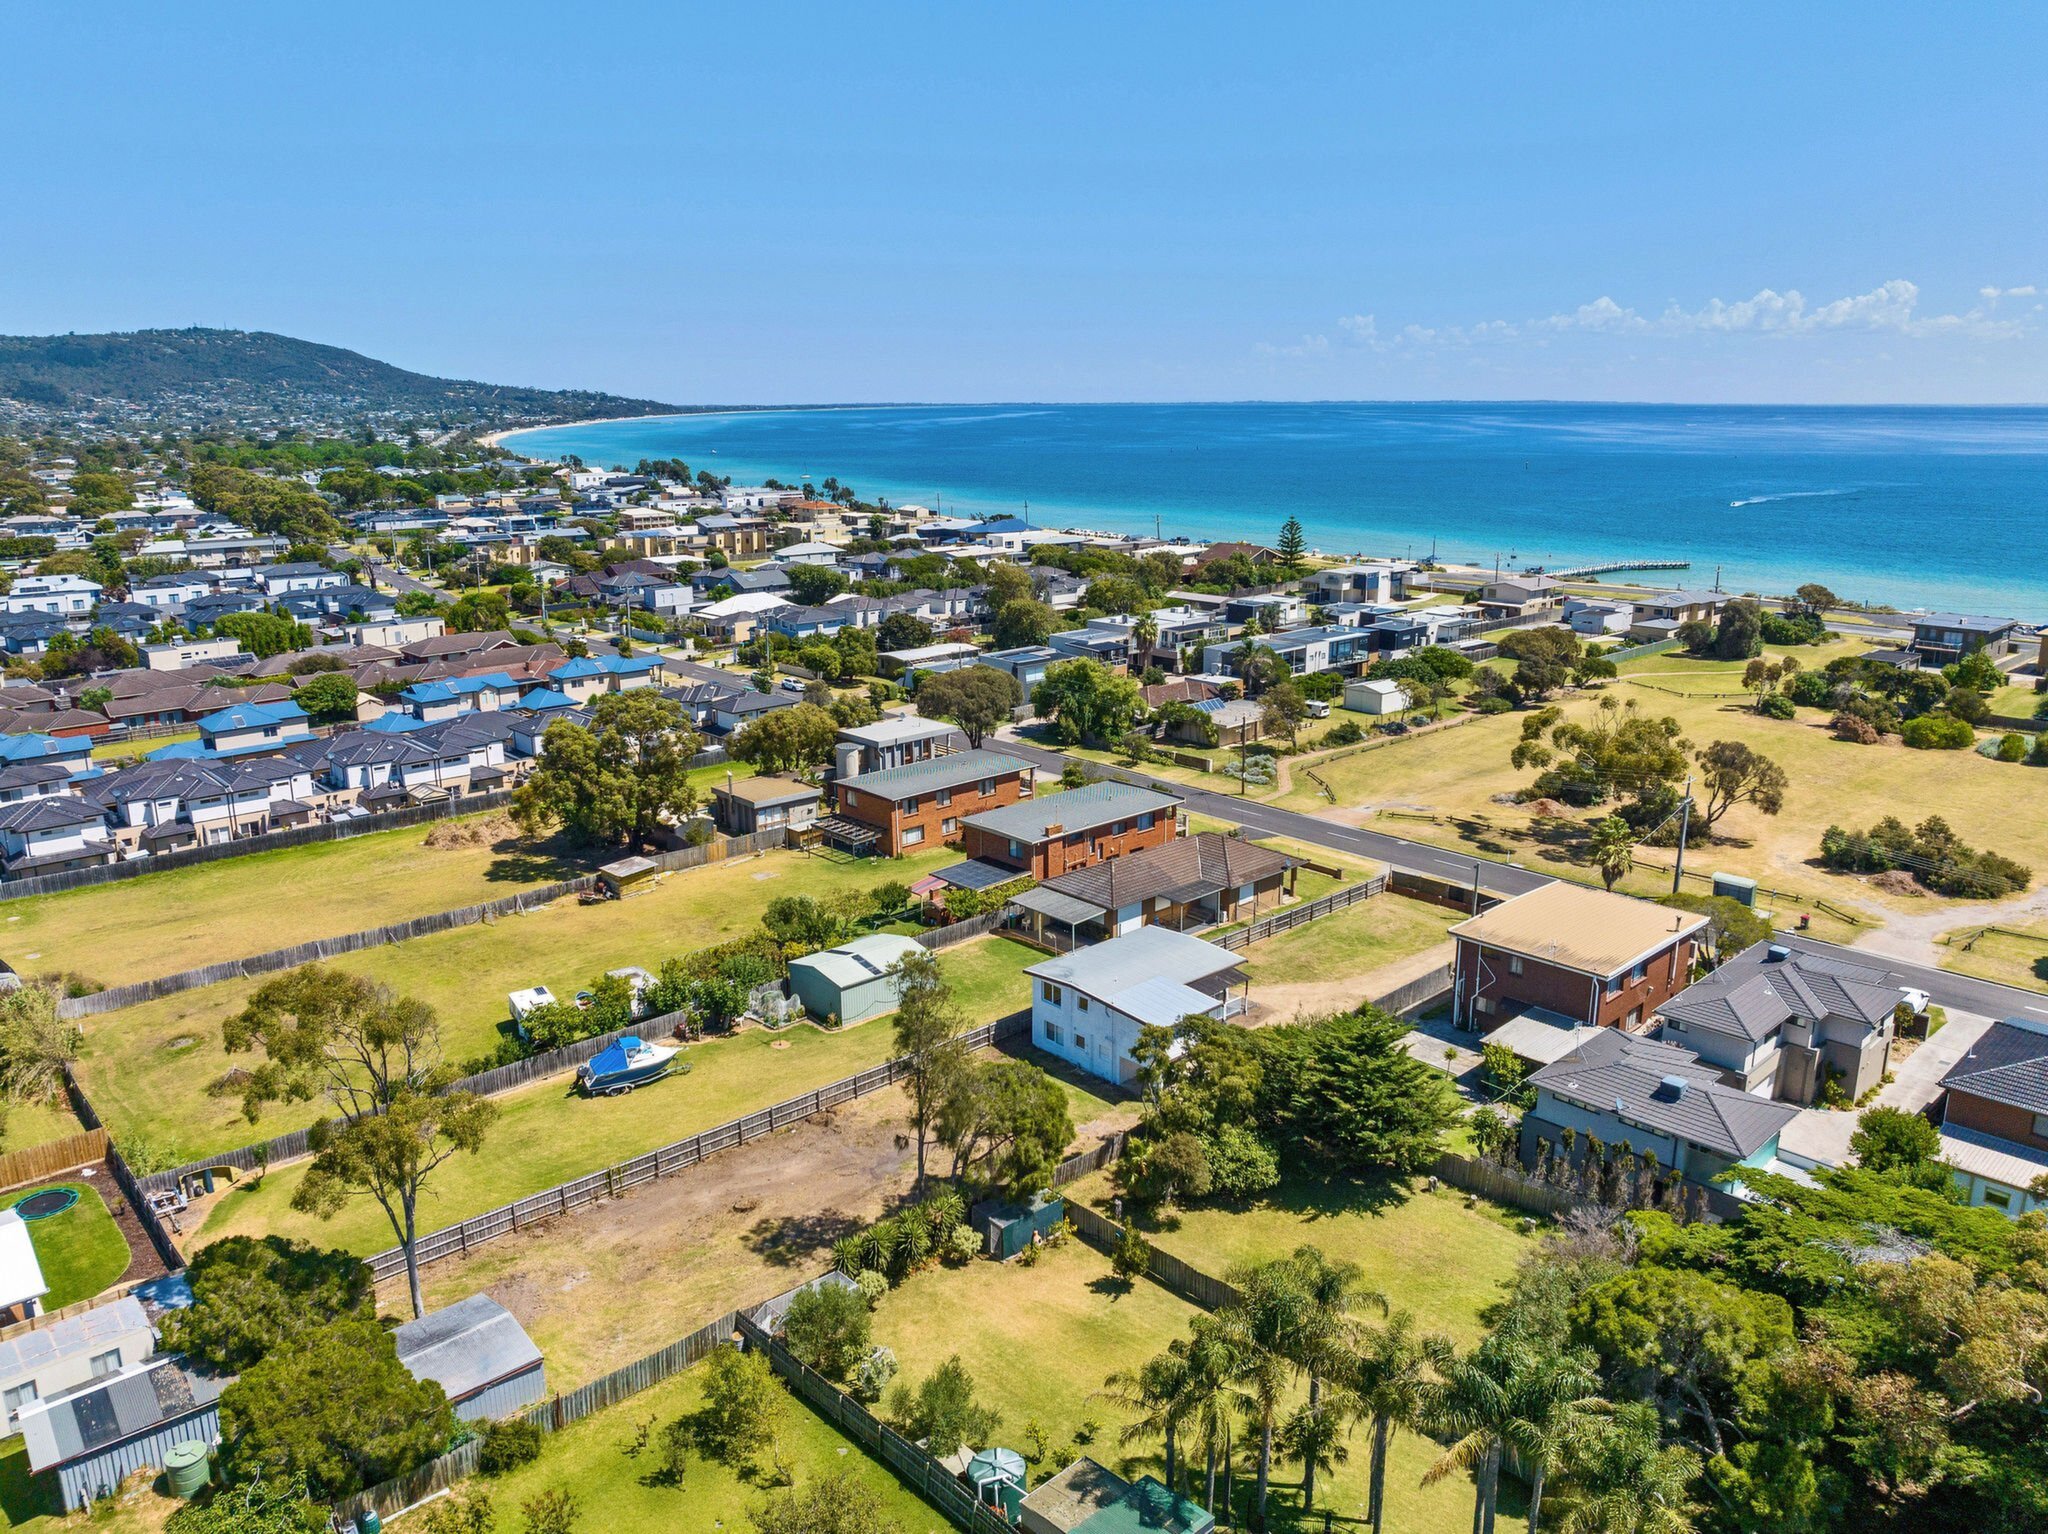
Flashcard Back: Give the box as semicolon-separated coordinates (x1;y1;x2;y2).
1272;640;2048;934
1938;921;2048;993
869;1232;1523;1531
1236;891;1460;994
191;937;1039;1255
0;813;575;988
71;845;986;1157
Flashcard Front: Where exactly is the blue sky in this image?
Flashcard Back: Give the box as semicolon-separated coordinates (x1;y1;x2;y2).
4;2;2044;404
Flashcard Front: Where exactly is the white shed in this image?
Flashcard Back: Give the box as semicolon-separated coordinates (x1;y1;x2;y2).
1343;677;1411;715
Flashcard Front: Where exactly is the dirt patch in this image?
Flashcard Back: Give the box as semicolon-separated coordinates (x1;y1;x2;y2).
1245;941;1454;1025
88;1161;170;1289
1524;798;1573;819
423;812;519;849
394;1091;925;1384
1868;870;1925;897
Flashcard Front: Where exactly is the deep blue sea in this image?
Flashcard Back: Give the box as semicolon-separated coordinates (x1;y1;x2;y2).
503;403;2048;614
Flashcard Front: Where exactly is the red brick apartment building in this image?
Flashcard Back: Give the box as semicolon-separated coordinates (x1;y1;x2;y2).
1450;882;1707;1032
960;780;1185;880
827;749;1033;857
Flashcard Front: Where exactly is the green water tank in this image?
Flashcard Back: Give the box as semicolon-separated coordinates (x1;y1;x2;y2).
359;1509;383;1534
163;1441;211;1498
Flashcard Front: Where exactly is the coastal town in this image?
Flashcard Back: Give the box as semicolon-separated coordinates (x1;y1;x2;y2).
0;411;2037;1534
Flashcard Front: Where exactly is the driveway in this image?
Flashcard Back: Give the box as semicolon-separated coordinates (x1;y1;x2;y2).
1777;1007;1997;1169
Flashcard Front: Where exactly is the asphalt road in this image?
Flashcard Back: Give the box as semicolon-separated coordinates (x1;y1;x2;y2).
995;736;1552;899
998;733;2048;1016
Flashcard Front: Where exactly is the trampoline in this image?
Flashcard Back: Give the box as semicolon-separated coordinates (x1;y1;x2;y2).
13;1187;79;1221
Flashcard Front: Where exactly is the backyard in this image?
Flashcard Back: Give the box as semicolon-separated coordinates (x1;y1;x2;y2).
10;1182;131;1309
70;844;1002;1159
186;935;1041;1256
869;1228;1526;1531
1235;891;1460;1022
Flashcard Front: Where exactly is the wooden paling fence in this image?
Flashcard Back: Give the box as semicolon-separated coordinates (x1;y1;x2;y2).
359;1013;1031;1284
1065;1203;1244;1312
740;1314;1014;1534
0;1129;109;1194
1212;873;1386;951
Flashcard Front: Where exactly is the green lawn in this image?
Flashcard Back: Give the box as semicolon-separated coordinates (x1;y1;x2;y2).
870;1232;1522;1532
13;1183;131;1309
1072;1167;1533;1347
444;1356;951;1534
91;732;198;762
193;937;1040;1255
2;1098;87;1158
0;812;576;990
1236;891;1460;991
71;845;988;1159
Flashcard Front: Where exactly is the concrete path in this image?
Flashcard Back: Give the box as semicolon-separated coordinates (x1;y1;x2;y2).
1778;1007;1998;1168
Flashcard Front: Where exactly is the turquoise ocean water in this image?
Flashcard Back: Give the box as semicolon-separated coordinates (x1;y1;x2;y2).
503;403;2048;614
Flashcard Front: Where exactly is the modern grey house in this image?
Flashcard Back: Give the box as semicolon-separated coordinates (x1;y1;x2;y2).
1657;943;1899;1105
1520;1028;1800;1192
394;1293;547;1423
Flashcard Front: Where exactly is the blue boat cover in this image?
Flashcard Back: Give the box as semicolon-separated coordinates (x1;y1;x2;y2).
585;1038;643;1078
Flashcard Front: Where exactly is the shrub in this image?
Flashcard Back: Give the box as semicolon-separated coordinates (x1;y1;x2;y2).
782;1282;873;1379
1323;719;1365;746
944;1223;982;1264
1111;1223;1152;1281
479;1418;544;1476
1757;693;1797;720
853;1269;889;1307
1900;713;1976;750
1830;711;1881;744
853;1346;898;1403
1995;732;2028;762
1471;693;1515;714
1202;1122;1281;1200
1786;669;1837;709
2033;735;2048;767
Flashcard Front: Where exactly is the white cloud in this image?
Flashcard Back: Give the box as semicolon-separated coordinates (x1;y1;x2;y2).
1270;278;2034;360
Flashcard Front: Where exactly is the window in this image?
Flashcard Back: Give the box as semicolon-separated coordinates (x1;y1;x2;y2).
89;1349;122;1379
1073;1033;1087;1051
901;825;925;847
980;778;996;794
942;817;958;835
1077;995;1090;1012
1009;839;1024;859
1984;1186;2014;1210
1137;812;1154;831
902;796;919;813
1112;821;1127;836
1507;955;1523;976
1631;962;1648;982
1043;1021;1064;1045
4;1382;36;1419
936;788;952;807
2033;1113;2048;1139
1041;982;1063;1005
1626;1007;1642;1030
843;789;859;808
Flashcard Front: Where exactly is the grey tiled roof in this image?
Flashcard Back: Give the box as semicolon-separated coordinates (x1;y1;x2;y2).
836;749;1029;800
961;780;1181;842
1661;943;1899;1043
1941;1018;2048;1116
1041;831;1294;912
1530;1028;1799;1159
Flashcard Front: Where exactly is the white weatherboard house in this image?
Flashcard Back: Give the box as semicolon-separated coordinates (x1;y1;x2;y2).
1026;927;1246;1085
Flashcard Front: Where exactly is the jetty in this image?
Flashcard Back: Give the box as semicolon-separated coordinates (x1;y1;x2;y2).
1527;558;1691;579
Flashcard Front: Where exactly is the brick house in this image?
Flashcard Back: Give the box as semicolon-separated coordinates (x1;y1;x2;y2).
827;749;1034;857
960;780;1184;880
1450;882;1708;1033
1936;1017;2048;1217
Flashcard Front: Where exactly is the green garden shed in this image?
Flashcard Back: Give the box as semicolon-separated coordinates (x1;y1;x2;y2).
787;933;926;1025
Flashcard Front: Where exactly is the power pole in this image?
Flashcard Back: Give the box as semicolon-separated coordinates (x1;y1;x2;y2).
1671;775;1694;894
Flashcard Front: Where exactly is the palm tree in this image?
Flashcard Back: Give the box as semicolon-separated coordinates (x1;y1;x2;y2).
1284;1246;1382;1512
1350;1312;1432;1534
1181;1315;1249;1515
1548;1402;1697;1534
1132;613;1160;667
1101;1346;1196;1495
1587;816;1635;892
1221;1259;1312;1529
1422;1333;1604;1534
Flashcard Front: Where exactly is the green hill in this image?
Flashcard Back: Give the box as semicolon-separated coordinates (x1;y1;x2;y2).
0;327;680;432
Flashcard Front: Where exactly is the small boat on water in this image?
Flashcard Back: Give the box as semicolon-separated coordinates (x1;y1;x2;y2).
577;1036;683;1096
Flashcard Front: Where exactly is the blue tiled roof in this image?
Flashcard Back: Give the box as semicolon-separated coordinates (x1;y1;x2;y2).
198;700;309;732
